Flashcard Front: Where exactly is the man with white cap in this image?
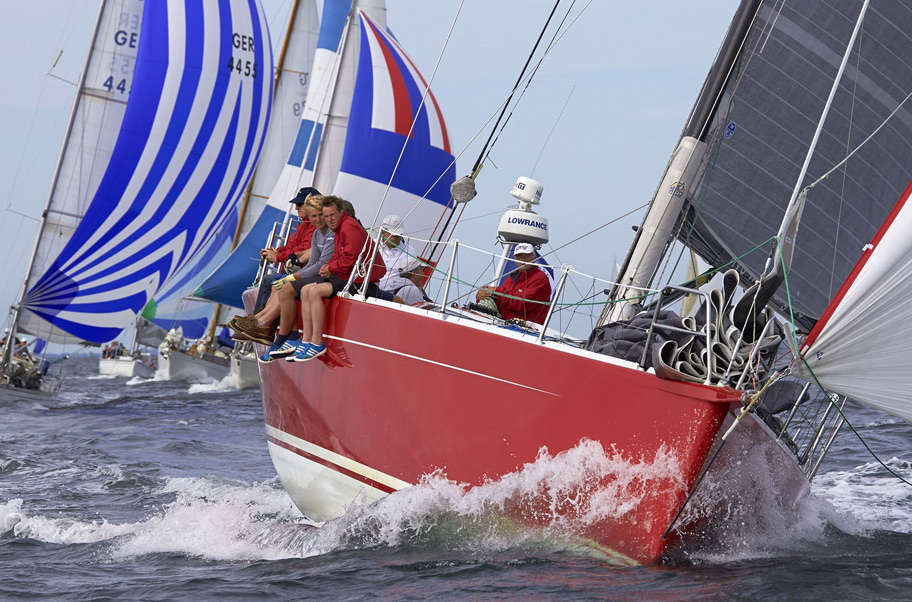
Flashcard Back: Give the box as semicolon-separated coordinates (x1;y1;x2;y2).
393;258;433;305
377;215;418;302
475;242;551;324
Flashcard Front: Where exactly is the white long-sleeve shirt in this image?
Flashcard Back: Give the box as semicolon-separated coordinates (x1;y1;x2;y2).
378;240;417;292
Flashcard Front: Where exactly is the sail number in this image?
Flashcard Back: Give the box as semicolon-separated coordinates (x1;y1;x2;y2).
228;33;258;78
227;56;258;78
103;77;128;94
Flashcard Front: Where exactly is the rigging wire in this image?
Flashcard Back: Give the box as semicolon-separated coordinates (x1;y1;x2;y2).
423;0;594;263
531;85;575;176
477;0;579;177
467;0;564;180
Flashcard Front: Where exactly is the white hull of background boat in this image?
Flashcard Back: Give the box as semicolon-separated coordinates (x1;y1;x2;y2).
230;352;259;390
0;383;59;408
157;349;230;383
98;357;155;379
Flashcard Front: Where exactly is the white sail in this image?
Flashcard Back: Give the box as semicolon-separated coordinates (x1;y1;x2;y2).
235;0;321;241
797;182;912;423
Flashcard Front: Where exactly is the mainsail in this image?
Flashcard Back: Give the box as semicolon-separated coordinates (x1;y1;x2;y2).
678;1;912;331
16;0;274;344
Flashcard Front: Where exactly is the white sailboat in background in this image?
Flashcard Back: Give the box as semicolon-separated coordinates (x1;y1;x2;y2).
1;0;275;404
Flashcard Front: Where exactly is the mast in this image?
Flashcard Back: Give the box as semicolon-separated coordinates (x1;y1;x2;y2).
2;0;108;370
600;0;762;325
206;0;304;343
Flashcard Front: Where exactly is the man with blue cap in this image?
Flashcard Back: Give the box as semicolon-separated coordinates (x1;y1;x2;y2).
259;187;322;266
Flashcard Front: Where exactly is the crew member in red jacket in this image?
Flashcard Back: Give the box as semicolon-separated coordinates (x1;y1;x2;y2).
259;187;320;265
275;196;385;362
475;243;551;324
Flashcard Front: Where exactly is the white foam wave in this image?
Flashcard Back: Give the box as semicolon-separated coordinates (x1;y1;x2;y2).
1;498;133;544
293;439;685;562
111;476;307;561
1;477;307;561
813;458;912;533
188;374;238;394
86;374;117;380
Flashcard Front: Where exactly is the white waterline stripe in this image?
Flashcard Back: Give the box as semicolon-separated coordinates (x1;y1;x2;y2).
265;424;411;491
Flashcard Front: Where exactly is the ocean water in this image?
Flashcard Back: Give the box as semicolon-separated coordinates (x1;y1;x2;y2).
2;356;911;601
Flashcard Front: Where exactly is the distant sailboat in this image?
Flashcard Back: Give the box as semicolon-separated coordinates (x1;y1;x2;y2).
1;0;274;404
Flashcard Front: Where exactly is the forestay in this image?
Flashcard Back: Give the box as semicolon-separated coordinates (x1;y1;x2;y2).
680;1;912;331
18;0;274;344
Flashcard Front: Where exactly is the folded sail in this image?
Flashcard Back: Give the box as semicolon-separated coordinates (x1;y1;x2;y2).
796;179;912;422
195;0;356;307
19;0;274;344
680;2;912;330
333;10;455;240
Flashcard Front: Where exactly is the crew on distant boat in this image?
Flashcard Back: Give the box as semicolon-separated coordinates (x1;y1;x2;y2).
474;243;551;324
241;194;336;358
376;215;417;304
262;196;386;363
101;341;126;359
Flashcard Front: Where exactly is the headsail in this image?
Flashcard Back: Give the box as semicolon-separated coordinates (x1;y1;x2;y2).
17;0;274;344
333;10;456;241
797;179;912;423
679;2;912;330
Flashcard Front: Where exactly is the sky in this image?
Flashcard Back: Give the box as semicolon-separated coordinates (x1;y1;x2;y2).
0;0;735;343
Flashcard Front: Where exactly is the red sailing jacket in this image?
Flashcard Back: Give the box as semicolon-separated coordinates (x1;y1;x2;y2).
275;220;316;263
495;268;551;324
326;213;386;283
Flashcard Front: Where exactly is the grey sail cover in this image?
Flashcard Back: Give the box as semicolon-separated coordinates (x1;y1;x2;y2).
681;1;912;331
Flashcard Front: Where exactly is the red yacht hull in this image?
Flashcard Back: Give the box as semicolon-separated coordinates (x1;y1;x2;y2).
257;298;802;564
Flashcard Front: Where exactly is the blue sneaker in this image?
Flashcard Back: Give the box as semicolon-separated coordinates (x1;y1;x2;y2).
287;342;313;362
293;343;327;362
258;340;297;363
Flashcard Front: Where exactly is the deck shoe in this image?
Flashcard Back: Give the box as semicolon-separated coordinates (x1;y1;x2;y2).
235;327;273;345
293;343;326;362
258;340;297;363
235;321;273;339
231;330;253;342
286;342;313;362
230;315;258;330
